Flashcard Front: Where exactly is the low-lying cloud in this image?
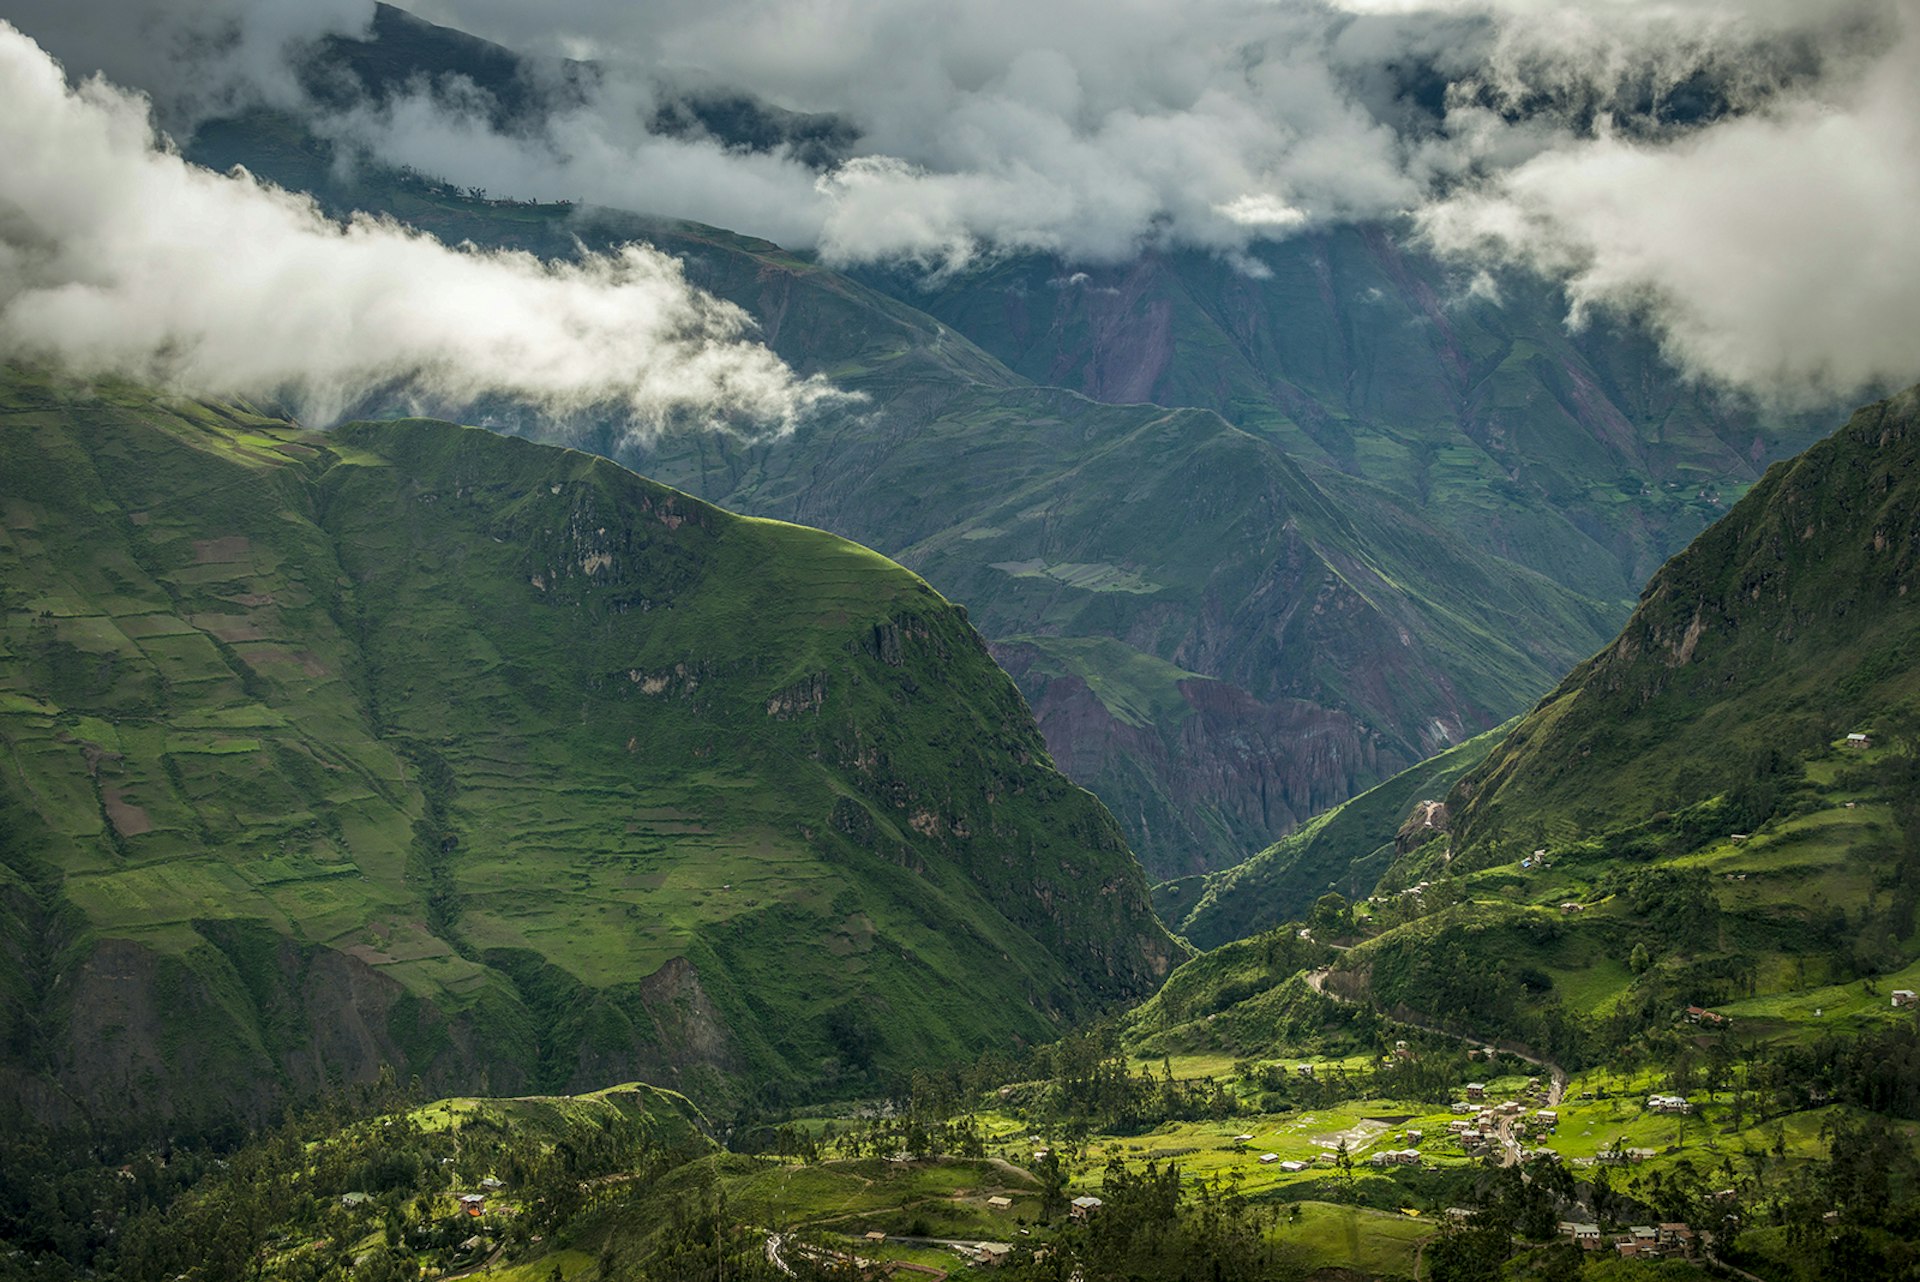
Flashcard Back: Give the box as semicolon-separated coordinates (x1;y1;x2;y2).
1420;3;1920;404
4;0;1917;403
0;22;840;439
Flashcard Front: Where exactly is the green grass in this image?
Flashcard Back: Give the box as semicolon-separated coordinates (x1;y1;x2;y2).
0;368;1174;1126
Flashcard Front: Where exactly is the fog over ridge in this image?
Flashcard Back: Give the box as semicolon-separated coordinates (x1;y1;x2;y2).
0;20;842;439
2;0;1917;403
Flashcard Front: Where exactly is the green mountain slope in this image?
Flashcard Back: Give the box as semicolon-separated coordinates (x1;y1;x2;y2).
0;368;1176;1131
1168;720;1511;950
1152;387;1920;1069
1353;378;1920;1050
1450;384;1920;863
857;239;1832;598
187;112;1621;879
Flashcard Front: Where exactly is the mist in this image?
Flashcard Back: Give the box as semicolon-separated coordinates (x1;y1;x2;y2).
3;0;1916;402
0;22;840;440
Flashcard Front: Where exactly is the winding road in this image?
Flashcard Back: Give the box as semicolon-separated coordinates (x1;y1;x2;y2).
1304;965;1568;1117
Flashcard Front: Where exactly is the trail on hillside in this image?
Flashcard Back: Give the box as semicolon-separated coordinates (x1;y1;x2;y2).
1304;966;1568;1112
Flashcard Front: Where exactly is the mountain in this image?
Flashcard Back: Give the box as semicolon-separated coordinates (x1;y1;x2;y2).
1165;720;1509;950
1448;384;1920;865
1139;387;1920;1069
170;7;1838;880
0;367;1176;1132
854;238;1830;599
186;112;1627;879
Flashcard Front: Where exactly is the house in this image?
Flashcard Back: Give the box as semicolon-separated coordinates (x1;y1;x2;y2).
1451;1101;1476;1114
1893;990;1918;1008
974;1242;1012;1266
1279;1160;1309;1172
1465;1083;1486;1101
987;1196;1013;1210
1296;1064;1315;1078
1560;1222;1603;1249
480;1177;504;1190
1070;1196;1103;1219
1648;1093;1693;1115
1559;901;1585;914
1658;1223;1695;1253
1847;732;1873;749
340;1192;371;1208
1534;1110;1558;1128
1683;1006;1728;1027
1730;833;1750;844
865;1232;887;1243
1403;1129;1423;1142
459;1194;485;1217
458;1236;484;1254
1232;1133;1255;1144
1258;1153;1280;1165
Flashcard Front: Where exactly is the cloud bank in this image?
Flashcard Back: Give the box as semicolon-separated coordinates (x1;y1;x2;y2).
4;0;1917;402
1420;3;1920;403
0;21;839;438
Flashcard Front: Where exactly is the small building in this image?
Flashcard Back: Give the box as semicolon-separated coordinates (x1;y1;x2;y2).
1893;990;1918;1008
974;1242;1012;1266
1559;901;1585;914
1560;1222;1603;1249
987;1196;1013;1210
1534;1110;1558;1128
1232;1133;1254;1145
459;1194;485;1217
1279;1160;1308;1172
480;1177;504;1190
1847;732;1873;749
340;1192;371;1209
1258;1153;1280;1165
864;1232;887;1243
1403;1128;1423;1142
1465;1082;1486;1101
1683;1006;1728;1027
1070;1196;1103;1219
1296;1064;1315;1078
1648;1094;1693;1115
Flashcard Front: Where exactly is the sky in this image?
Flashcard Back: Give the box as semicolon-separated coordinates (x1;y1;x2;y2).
0;0;1917;409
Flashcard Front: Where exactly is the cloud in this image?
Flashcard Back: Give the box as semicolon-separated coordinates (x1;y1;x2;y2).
5;0;1916;401
1418;3;1920;403
0;22;841;440
0;0;378;120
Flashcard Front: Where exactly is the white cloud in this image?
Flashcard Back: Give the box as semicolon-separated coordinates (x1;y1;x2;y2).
4;0;1917;402
0;22;842;440
1419;4;1920;403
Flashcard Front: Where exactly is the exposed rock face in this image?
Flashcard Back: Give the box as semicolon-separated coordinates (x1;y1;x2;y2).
997;644;1403;877
1395;800;1450;853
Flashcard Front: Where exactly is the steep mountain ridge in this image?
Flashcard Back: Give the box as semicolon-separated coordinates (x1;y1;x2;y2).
0;368;1174;1131
1134;387;1920;1072
1449;384;1920;863
189;111;1621;876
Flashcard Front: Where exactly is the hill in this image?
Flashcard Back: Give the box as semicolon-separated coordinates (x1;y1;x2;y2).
1132;387;1920;1075
1165;721;1510;950
0;367;1175;1132
186;109;1624;878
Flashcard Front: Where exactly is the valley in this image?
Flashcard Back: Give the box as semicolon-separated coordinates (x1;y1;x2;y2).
2;3;1918;1279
